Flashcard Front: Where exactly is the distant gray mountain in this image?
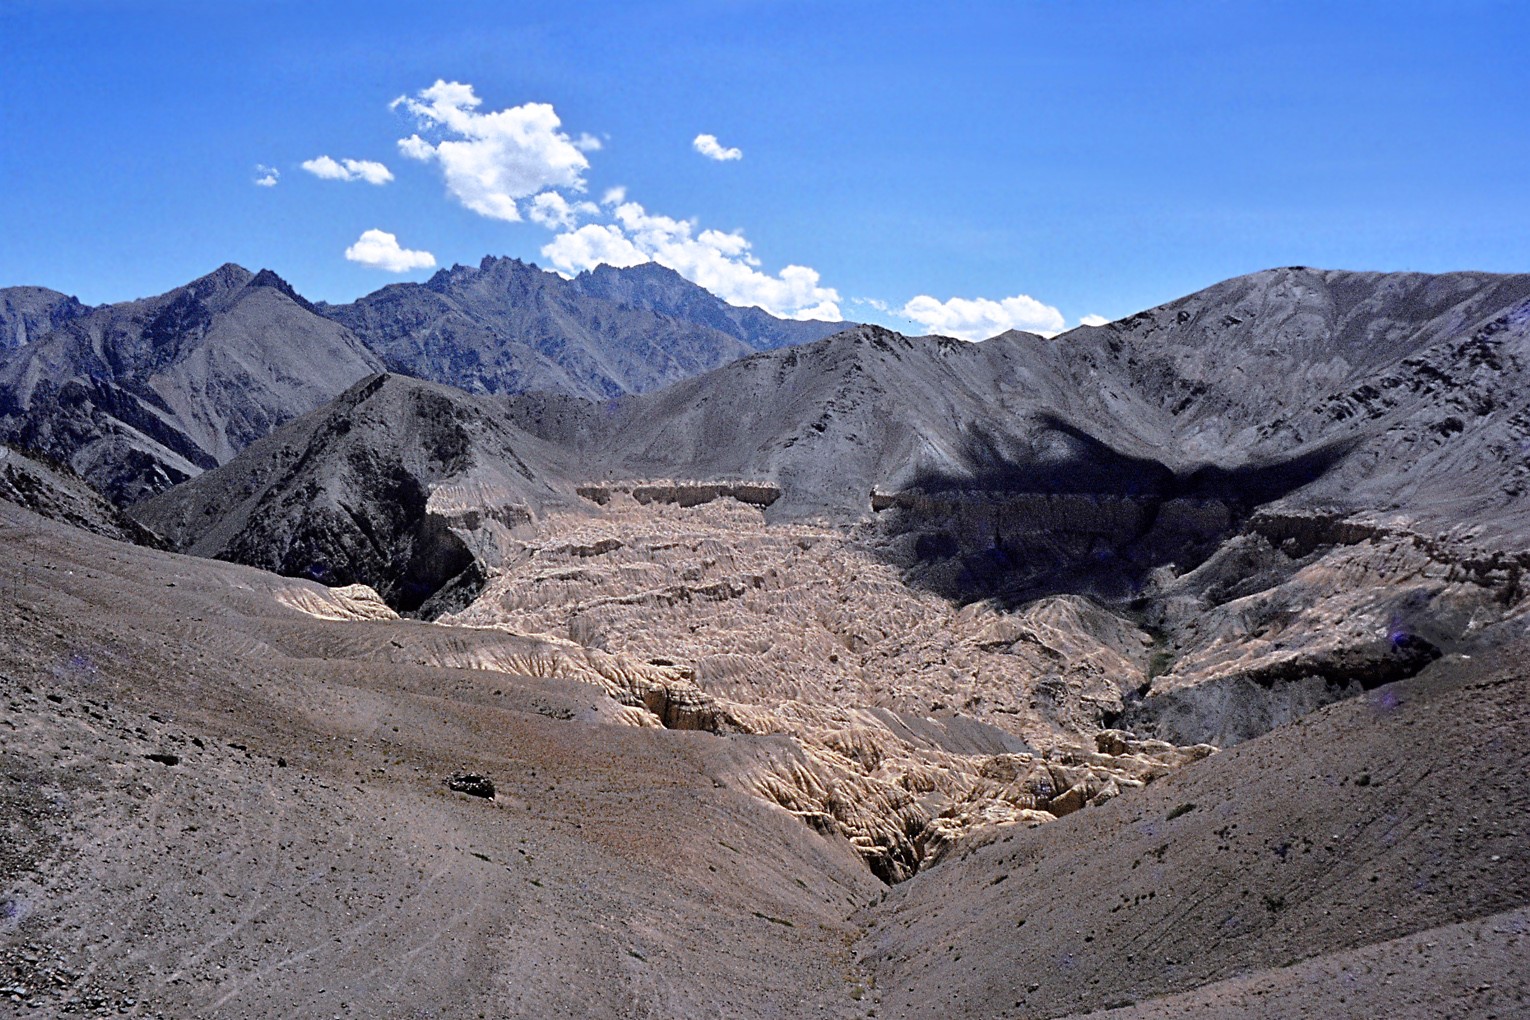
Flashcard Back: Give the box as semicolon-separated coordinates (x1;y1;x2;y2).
0;256;855;503
532;268;1530;535
0;285;92;352
319;256;853;400
566;261;856;351
0;265;384;503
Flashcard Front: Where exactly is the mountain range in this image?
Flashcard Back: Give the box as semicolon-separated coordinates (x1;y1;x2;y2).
0;257;853;502
4;259;1528;1017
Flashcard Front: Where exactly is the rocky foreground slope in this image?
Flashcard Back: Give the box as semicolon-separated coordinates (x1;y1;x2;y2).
0;503;880;1018
3;482;1527;1017
864;639;1530;1018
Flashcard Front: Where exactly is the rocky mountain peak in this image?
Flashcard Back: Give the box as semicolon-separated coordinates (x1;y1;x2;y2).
244;268;318;313
580;260;677;286
184;262;256;304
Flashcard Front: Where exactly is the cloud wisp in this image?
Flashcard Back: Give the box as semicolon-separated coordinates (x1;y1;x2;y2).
253;164;280;187
692;133;743;161
392;80;591;222
527;191;600;230
302;155;394;185
901;293;1067;341
344;229;436;272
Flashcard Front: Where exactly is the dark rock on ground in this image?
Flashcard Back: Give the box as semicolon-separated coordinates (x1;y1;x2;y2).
446;772;496;799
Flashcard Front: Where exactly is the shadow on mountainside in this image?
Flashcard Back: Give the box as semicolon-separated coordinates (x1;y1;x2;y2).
872;416;1356;609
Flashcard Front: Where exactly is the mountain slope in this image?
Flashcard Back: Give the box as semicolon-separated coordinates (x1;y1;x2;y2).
568;260;856;351
491;270;1530;757
0;501;880;1018
123;265;1530;760
0;285;91;353
0;442;162;545
133;373;575;614
321;256;851;400
0;265;385;502
861;641;1530;1018
506;268;1530;548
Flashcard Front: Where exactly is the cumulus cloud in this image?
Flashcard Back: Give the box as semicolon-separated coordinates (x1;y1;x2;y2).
381;80;835;318
541;198;841;320
901;293;1066;341
527;191;600;230
301;155;394;184
344;229;436;272
1078;313;1110;327
392;80;591;222
542;223;650;275
253;164;279;187
692;133;743;161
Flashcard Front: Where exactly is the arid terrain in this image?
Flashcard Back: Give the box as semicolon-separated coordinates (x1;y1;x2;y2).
3;265;1529;1017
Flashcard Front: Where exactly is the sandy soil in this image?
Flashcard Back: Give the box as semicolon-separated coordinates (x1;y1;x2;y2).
860;638;1530;1018
4;499;1528;1018
0;504;882;1018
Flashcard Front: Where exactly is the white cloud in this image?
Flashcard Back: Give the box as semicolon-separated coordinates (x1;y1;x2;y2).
541;198;841;320
692;133;743;162
853;297;891;312
344;229;436;272
527;191;600;230
379;80;835;319
301;155;394;184
253;164;279;187
901;293;1066;341
1078;313;1110;327
542;223;650;276
392;80;591;222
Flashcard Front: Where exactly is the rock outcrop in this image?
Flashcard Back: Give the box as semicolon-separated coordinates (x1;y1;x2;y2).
132;374;573;614
0;443;162;546
0;285;90;352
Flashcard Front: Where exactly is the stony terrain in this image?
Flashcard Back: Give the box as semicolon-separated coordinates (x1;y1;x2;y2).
862;639;1530;1018
0;503;882;1017
4;264;1529;1016
0;444;161;547
0;287;89;354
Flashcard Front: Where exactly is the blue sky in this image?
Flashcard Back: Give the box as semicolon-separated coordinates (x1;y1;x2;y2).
3;0;1527;338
